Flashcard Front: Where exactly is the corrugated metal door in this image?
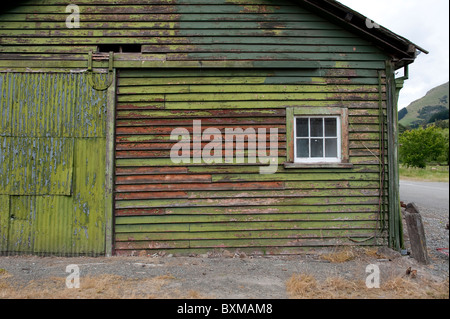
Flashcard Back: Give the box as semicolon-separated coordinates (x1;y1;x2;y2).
0;72;107;256
113;69;384;256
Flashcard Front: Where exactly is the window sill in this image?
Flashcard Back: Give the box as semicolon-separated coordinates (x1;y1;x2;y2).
284;162;354;169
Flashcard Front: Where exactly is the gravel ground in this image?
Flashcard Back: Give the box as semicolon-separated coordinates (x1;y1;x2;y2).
0;202;448;299
0;248;447;299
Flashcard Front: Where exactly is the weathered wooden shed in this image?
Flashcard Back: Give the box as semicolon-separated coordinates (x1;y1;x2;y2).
0;0;426;256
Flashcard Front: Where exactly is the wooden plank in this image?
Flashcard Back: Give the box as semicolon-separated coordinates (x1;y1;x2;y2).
0;36;373;46
115;228;380;242
116;109;286;119
115;181;284;193
115;174;212;184
117;93;383;103
0;13;334;23
115;204;381;216
115;196;380;209
115;180;380;193
117;76;382;86
166;52;387;62
118;68;380;78
211;172;380;182
114;240;189;250
142;44;381;53
7;5;309;14
0;20;353;31
115;220;379;233
116;117;286;126
115;125;286;135
116;191;189;200
114;234;381;250
115;212;380;225
115;188;380;200
116;167;189;175
0;59;385;70
160;101;386;110
104;70;116;257
0;29;370;39
115;147;287;158
118;84;383;94
114;157;286;167
0;45;98;53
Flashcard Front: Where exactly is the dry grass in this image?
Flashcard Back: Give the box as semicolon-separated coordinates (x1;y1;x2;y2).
362;247;381;259
0;273;211;299
285;274;318;296
286;273;449;299
320;247;397;263
321;247;357;263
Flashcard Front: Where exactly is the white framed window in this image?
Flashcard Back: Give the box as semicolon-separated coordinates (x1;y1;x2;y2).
294;116;341;163
285;107;351;168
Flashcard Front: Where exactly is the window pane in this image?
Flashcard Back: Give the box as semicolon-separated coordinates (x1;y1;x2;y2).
296;118;309;137
296;139;309;158
325;118;337;137
311;139;324;157
325;138;338;158
310;118;323;137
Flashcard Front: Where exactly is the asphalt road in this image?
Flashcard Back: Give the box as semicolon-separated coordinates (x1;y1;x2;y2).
400;180;449;211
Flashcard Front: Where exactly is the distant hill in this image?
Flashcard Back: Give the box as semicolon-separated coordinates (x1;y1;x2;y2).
399;82;449;128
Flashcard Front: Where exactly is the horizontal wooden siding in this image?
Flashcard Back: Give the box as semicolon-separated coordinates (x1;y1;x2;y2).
0;0;387;71
114;68;389;256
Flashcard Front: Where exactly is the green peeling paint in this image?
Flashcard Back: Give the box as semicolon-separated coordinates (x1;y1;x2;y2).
0;72;107;255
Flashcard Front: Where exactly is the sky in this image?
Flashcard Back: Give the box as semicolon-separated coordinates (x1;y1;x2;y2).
337;0;450;110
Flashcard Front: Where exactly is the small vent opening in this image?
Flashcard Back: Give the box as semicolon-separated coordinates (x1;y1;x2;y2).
98;44;142;53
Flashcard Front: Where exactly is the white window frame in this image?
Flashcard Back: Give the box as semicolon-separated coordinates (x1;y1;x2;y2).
294;116;342;164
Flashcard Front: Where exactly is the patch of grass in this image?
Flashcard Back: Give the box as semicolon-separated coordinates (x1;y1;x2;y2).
0;273;208;299
362;248;380;259
400;165;449;182
321;248;357;263
285;274;318;297
286;274;449;299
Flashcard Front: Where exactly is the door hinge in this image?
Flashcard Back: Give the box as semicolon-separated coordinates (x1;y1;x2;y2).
87;51;114;91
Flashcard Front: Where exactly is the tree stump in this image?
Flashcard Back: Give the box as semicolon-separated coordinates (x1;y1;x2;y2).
404;203;430;264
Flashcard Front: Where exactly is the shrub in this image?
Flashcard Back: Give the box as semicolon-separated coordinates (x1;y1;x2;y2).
399;126;448;168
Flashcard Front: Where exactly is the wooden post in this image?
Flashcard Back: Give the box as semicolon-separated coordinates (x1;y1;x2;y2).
404;203;430;264
104;69;116;257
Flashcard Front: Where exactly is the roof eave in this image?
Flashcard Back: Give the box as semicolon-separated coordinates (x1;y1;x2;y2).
296;0;428;69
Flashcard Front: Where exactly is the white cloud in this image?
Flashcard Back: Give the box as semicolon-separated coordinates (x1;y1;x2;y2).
337;0;449;109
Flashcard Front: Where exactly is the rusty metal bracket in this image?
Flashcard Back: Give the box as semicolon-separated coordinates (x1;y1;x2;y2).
87;51;114;91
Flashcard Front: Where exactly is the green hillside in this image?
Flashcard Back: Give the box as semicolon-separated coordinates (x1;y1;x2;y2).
399;82;449;128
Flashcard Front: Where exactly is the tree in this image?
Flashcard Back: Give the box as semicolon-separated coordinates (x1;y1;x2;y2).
399;126;447;168
428;109;449;124
436;128;449;165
